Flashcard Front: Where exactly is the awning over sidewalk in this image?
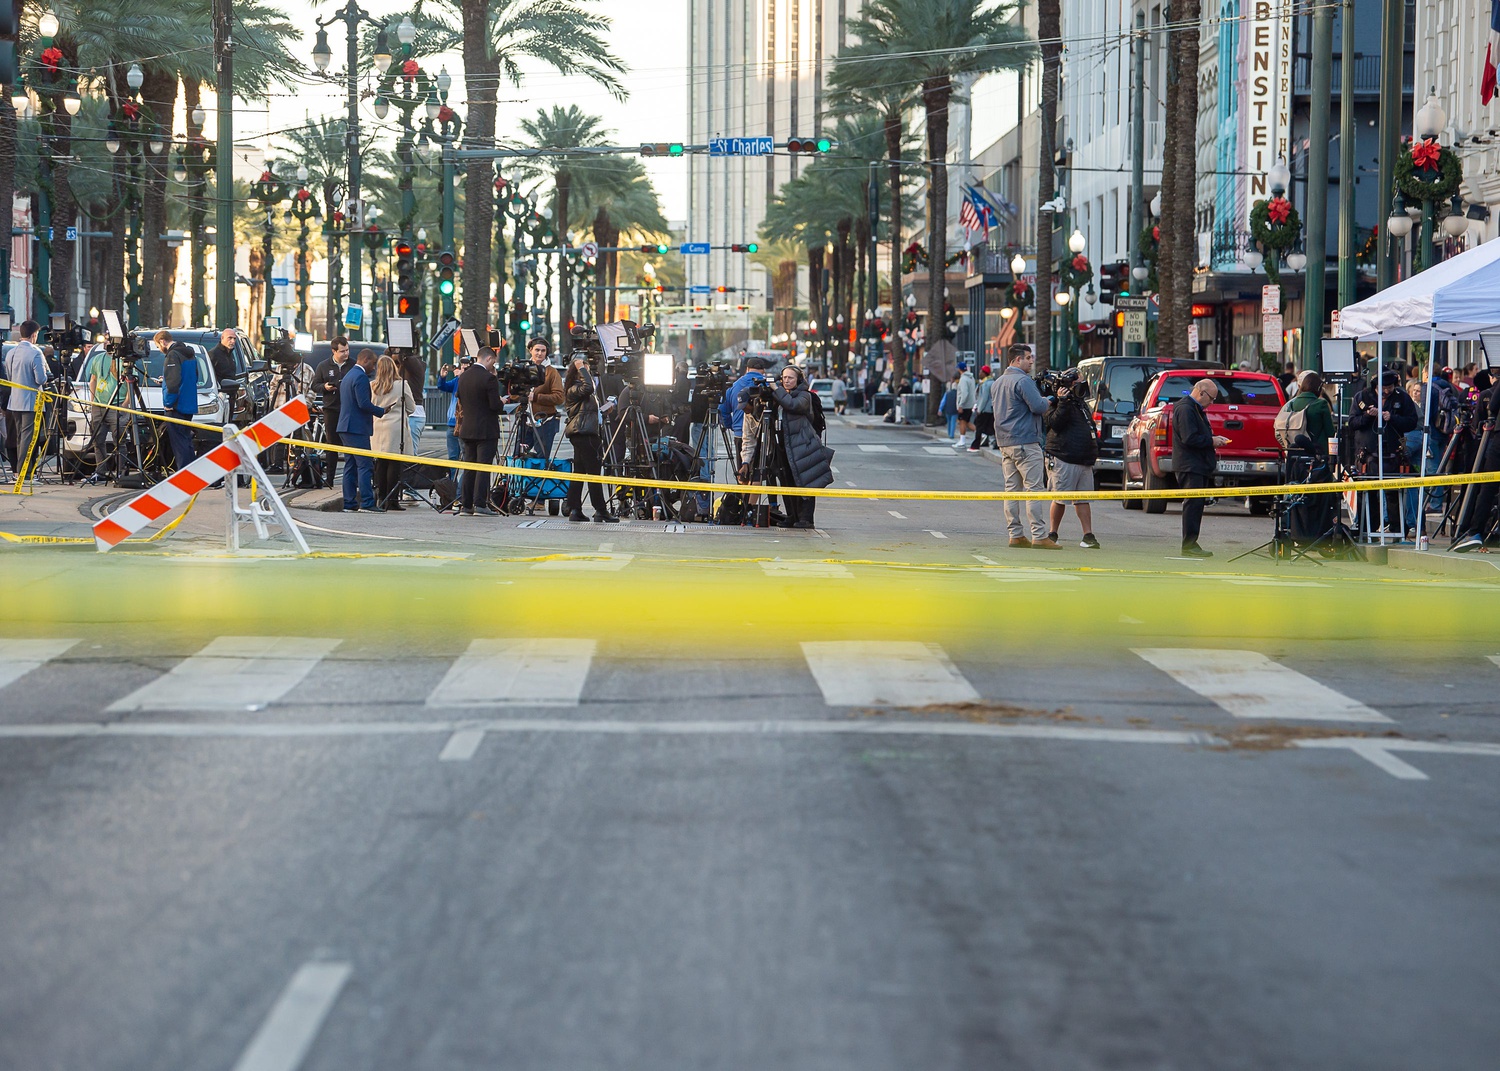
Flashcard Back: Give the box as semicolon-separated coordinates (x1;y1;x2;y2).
1338;238;1500;341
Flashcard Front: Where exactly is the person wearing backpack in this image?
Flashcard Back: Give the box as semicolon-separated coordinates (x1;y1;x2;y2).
767;364;834;529
1279;370;1336;456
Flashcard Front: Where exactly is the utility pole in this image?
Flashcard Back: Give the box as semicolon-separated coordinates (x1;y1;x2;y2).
1302;0;1333;356
213;0;234;328
1376;0;1404;293
867;160;879;369
344;12;364;330
1127;9;1146;358
1336;0;1356;310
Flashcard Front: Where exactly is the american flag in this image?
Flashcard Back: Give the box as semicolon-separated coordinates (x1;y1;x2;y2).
960;185;999;242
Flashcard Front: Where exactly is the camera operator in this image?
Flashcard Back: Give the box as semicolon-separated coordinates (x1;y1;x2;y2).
563;355;617;523
721;357;769;464
1348;370;1418;533
1453;377;1500;552
154;330;202;470
1042;370;1101;549
4;320;48;474
456;347;504;516
991;344;1053;548
764;364;834;529
510;337;564;457
315;336;351;490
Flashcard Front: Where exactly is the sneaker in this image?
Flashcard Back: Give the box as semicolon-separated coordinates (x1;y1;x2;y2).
966;445;982;454
1008;537;1031;548
1080;533;1100;549
341;507;360;513
475;506;499;516
1047;531;1060;542
1453;534;1485;553
1181;543;1214;559
1031;537;1060;550
459;507;476;516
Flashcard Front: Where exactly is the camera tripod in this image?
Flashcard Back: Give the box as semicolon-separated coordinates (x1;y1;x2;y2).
601;387;675;520
688;403;737;520
495;399;566;515
1447;420;1497;549
739;399;785;528
95;355;162;488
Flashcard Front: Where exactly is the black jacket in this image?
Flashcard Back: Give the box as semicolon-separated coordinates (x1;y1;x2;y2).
456;363;503;440
770;384;835;488
1171;394;1217;476
315;356;348;412
564;365;601;437
1348;385;1418;459
208;342;237;384
1043;394;1098;466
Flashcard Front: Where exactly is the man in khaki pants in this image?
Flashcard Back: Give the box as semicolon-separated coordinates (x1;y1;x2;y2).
990;344;1054;548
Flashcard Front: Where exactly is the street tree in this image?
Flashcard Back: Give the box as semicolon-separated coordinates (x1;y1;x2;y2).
1156;0;1202;357
833;0;1033;380
568;156;668;325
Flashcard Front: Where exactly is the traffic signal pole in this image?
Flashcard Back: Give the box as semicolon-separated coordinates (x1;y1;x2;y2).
1302;0;1334;362
213;0;235;328
1126;10;1145;358
440;144;456;318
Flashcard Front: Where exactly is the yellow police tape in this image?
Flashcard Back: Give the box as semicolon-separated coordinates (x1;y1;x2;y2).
0;493;197;545
5;377;1493;503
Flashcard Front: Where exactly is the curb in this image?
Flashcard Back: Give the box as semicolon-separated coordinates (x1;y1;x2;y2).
1385;546;1500;579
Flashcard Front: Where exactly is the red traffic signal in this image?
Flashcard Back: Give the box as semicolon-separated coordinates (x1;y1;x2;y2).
437;250;456;269
394;240;413;259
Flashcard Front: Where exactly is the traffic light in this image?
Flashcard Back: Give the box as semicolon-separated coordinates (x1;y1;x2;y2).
436;250;456;297
396;294;420;318
395;239;415;291
786;136;834;154
638;243;669;254
639;142;685;157
1098;260;1128;305
509;298;527;333
730;243;759;253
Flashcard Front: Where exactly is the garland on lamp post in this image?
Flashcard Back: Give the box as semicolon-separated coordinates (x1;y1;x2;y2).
1059;252;1093;291
1249;194;1302;283
1395;137;1462;203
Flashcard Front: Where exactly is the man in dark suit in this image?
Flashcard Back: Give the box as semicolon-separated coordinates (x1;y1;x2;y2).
1172;378;1231;558
456;346;504;516
336;348;386;512
315;336;351;489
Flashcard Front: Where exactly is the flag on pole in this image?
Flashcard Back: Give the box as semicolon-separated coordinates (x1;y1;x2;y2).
959;185;998;242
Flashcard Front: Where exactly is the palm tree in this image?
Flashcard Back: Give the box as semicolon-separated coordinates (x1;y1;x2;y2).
518;105;611;355
1157;0;1202;356
427;0;627;330
568;156;668;325
832;0;1034;378
278;118;350;336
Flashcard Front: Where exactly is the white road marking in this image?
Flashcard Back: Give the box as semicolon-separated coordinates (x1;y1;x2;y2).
350;555;467;567
0;639;78;690
107;637;341;713
230;962;351;1071
887;510;907;519
925;530;948;539
438;727;487;761
1119;614;1145;624
1133;648;1392;722
1487;655;1500;672
597;542;614;553
427;639;595;708
1221;578;1328;588
801;641;980;707
922;446;958;456
858;444;893;452
531;554;633;571
829;466;840;474
1346;741;1429;780
972;554;998;565
760;561;853;578
984;569;1082;583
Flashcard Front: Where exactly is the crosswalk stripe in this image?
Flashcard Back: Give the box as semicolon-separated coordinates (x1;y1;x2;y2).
923;446;959;456
857;444;892;452
531;554;633;571
760;561;853;578
0;639;78;690
1133;648;1392;722
427;639;596;708
107;637;341;712
984;569;1081;583
801;641;979;706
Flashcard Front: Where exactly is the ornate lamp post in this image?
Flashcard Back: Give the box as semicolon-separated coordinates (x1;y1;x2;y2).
173;122;216;327
249;163;290;342
506;191;536;358
287;164;321;331
104;61;154;327
493;173;510;321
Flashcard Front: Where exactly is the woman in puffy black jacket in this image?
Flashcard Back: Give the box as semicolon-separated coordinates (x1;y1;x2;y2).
767;364;834;529
563;358;616;522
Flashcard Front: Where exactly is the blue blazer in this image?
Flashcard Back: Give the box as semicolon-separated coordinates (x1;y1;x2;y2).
336;364;385;436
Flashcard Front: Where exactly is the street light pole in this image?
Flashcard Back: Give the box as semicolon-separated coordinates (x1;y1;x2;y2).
1302;0;1333;357
1376;0;1404;294
1127;9;1145;358
213;0;235;328
1336;0;1357;312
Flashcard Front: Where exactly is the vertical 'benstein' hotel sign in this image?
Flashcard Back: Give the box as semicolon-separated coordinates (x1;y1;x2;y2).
1243;0;1292;211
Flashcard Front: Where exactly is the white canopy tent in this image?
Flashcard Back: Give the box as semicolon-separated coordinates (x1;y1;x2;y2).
1335;237;1500;542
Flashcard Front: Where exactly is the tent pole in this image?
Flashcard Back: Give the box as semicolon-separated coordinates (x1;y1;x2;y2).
1377;335;1386;535
1416;322;1437;547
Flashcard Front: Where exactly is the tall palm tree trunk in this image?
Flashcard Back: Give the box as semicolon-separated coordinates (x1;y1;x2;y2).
923;75;952;421
139;67;175;327
884;111;903;376
1157;0;1201;356
461;0;499;328
854;216;869;369
556;171;573;357
1036;0;1061;369
593;207;609;324
0;94;14;316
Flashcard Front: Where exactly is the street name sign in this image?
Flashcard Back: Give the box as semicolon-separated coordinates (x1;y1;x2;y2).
708;137;774;157
689;284;712;294
680;242;711;255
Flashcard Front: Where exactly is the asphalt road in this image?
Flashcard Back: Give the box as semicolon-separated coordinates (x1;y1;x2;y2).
1;417;1498;1070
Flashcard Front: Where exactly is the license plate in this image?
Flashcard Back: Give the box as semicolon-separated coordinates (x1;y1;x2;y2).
1218;460;1247;473
1110;427;1125;439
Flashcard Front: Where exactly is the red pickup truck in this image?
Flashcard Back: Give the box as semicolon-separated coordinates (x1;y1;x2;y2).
1121;369;1287;515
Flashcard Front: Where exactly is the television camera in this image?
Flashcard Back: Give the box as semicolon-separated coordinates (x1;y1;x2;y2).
498;359;547;394
690;361;732;405
45;313;92;353
1035;367;1086;400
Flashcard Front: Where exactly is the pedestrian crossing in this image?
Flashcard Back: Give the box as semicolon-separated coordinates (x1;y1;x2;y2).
2;636;1497;779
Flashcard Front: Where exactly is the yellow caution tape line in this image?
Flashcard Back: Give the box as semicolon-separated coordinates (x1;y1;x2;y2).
0;494;197;545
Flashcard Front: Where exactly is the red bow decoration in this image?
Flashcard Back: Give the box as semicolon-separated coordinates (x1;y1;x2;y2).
121;101;139;121
259;170;272;182
401;59;419;80
1267;196;1291;224
1411;137;1442;170
1013;283;1031;300
332;211;345;223
1152;224;1160;241
1071;254;1089;272
437;105;455;123
40;47;63;71
296;188;311;202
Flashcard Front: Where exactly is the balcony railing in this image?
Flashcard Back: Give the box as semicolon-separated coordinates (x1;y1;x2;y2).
1292;52;1414;96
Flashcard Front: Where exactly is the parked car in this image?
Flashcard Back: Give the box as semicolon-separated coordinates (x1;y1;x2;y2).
809;377;836;399
1078;355;1224;481
155;328;271;419
1121;368;1287;514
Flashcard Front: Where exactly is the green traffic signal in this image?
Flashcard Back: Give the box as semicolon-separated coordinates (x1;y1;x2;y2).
519;319;531;331
746;242;758;253
655;243;668;254
815;137;832;153
668;143;684;156
438;277;455;296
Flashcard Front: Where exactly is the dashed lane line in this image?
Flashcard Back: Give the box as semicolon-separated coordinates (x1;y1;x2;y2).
230;962;351;1071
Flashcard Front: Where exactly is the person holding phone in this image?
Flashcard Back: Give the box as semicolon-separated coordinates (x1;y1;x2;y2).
1172;379;1232;559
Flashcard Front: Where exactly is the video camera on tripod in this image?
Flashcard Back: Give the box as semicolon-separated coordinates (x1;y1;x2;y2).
45;313;92;354
690;361;732;405
99;310;148;365
594;320;666;387
498;360;547;394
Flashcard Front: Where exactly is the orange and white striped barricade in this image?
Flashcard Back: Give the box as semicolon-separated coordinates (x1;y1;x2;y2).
93;397;313;554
